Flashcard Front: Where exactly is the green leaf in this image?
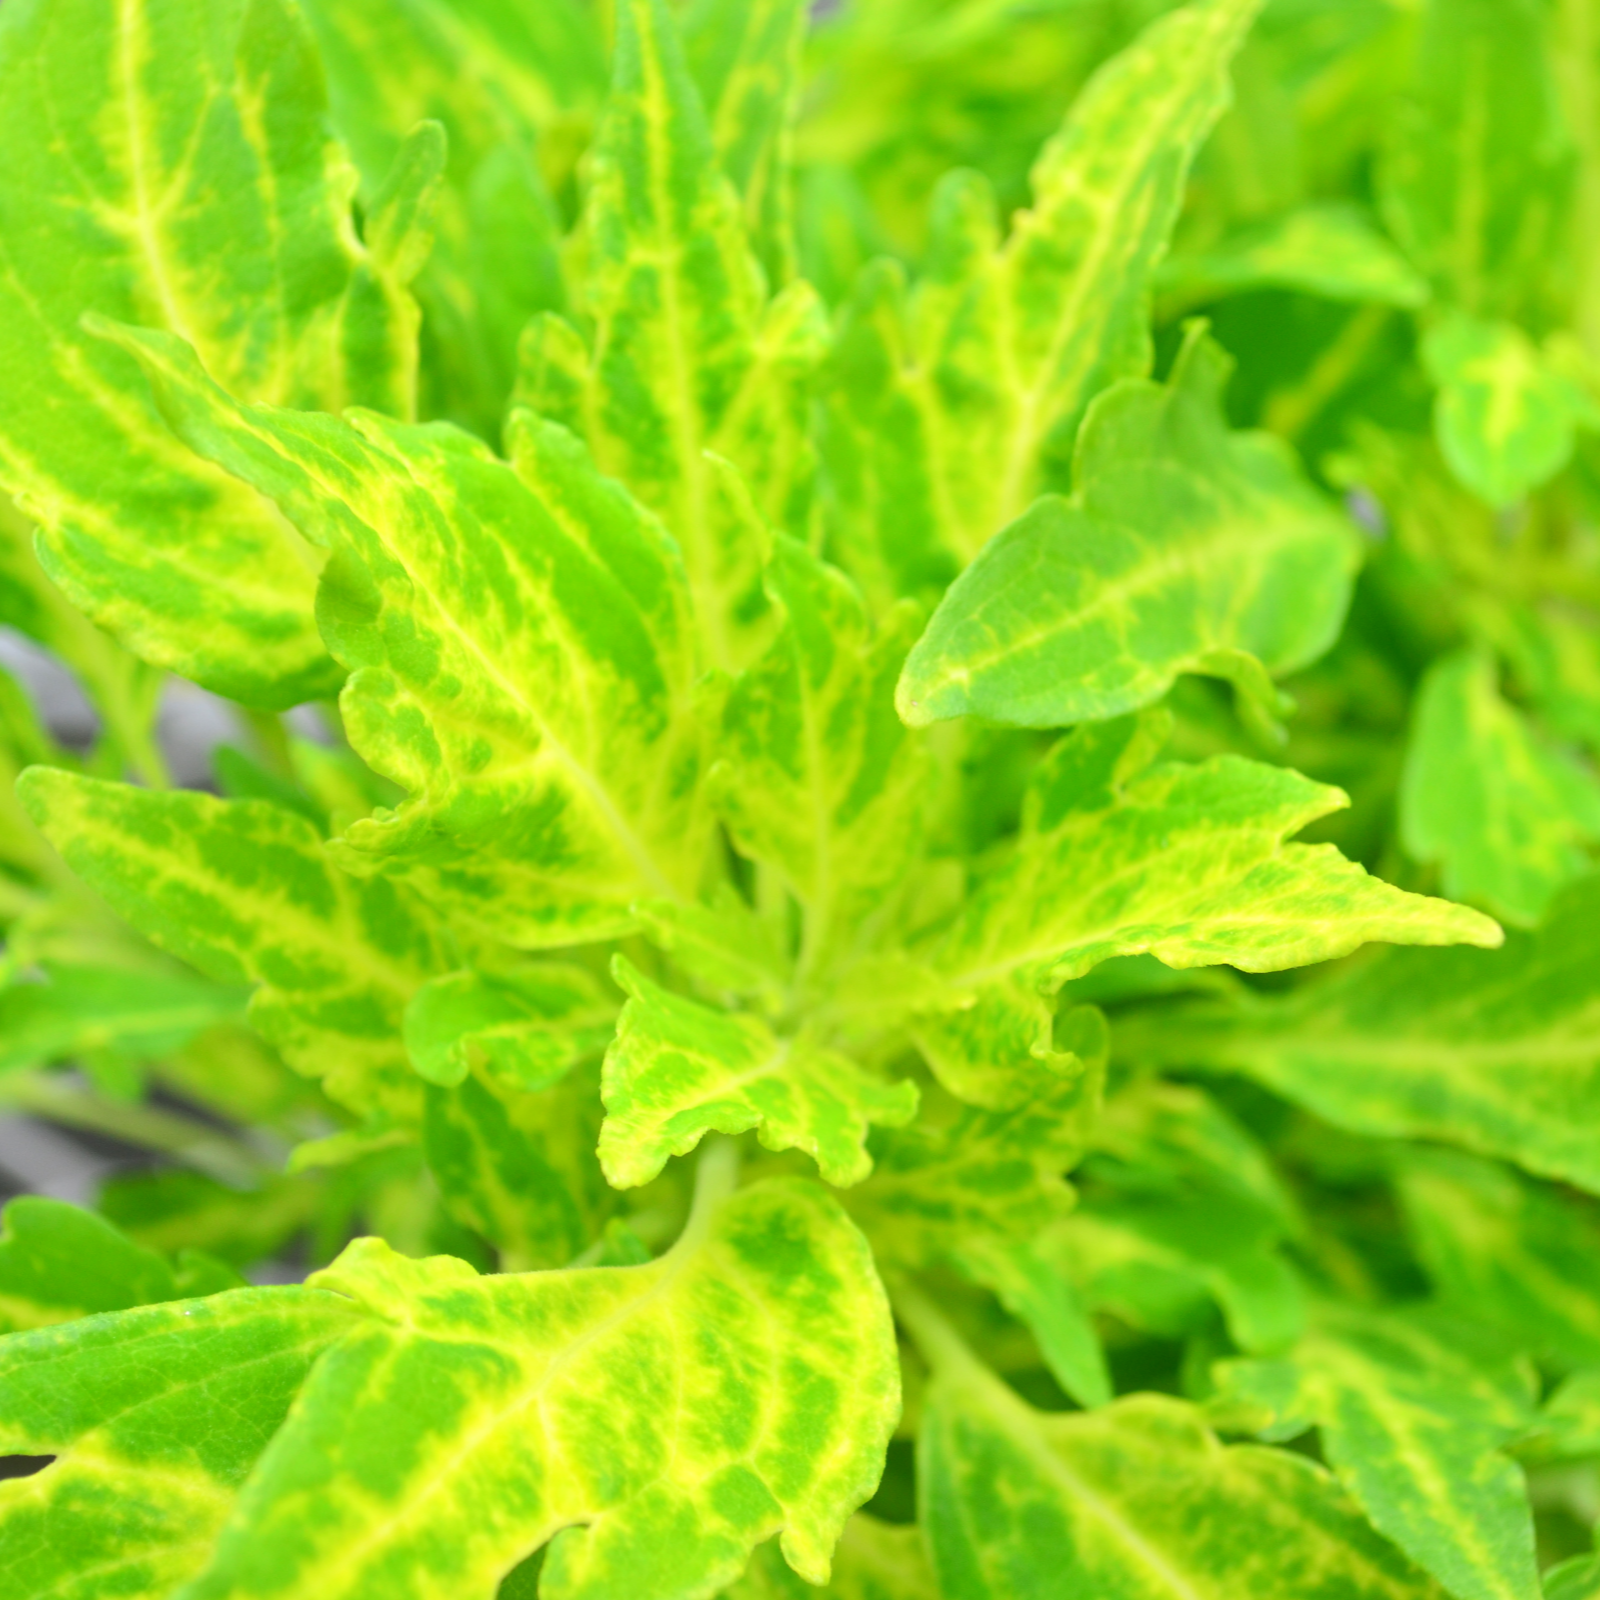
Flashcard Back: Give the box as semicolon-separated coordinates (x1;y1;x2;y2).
1421;316;1594;506
819;0;1262;595
1523;1369;1600;1467
1394;1147;1600;1370
179;1163;899;1600
902;1295;1447;1600
1218;1309;1540;1600
424;1064;615;1270
0;1196;184;1333
1066;1194;1305;1355
715;538;928;986
215;745;328;829
923;714;1499;1002
0;1286;361;1600
0;500;166;784
600;957;918;1189
1401;648;1600;925
1055;1079;1305;1353
1119;875;1600;1193
106;324;717;949
722;1517;938;1599
948;1230;1115;1410
0;0;420;707
17;769;445;1121
1092;1079;1300;1233
633;889;792;1009
0;960;248;1076
683;0;808;290
96;1164;320;1275
847;1049;1103;1267
1546;1553;1600;1600
297;0;604;436
404;964;615;1091
1378;0;1571;319
1159;202;1431;309
1492;603;1600;759
897;327;1361;729
906;978;1064;1109
517;0;826;671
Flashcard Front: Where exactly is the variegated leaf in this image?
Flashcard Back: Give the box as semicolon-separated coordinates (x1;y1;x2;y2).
714;537;928;989
1400;647;1600;925
298;0;604;435
847;1042;1103;1268
177;1164;899;1600
897;327;1361;730
927;714;1499;1002
722;1518;938;1599
17;769;444;1121
820;0;1262;596
1394;1147;1600;1370
600;957;918;1189
1116;875;1600;1193
404;963;615;1091
424;1064;616;1271
0;0;424;705
1421;316;1595;507
1378;0;1571;319
108;324;715;948
0;1287;361;1600
1218;1308;1540;1600
517;0;826;671
683;0;807;289
902;1294;1449;1600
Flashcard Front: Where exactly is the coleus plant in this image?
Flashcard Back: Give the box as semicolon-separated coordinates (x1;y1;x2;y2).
1;0;1599;1596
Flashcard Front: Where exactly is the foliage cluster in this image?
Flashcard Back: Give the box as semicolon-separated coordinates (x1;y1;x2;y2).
1;0;1600;1596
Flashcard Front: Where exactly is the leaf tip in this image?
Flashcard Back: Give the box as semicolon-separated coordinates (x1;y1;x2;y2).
893;664;942;728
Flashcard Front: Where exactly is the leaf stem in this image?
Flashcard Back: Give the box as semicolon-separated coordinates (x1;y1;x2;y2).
892;1278;988;1384
0;1071;269;1187
669;1135;741;1258
1262;305;1390;442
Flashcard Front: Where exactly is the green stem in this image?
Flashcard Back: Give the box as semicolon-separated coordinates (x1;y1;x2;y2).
0;1072;270;1187
245;707;294;779
892;1278;990;1385
1262;305;1390;443
668;1136;740;1259
103;696;170;789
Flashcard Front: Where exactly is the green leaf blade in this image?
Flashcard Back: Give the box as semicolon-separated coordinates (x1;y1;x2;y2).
0;1197;178;1333
104;324;715;949
0;1287;361;1600
1422;317;1588;507
0;0;419;705
1117;875;1600;1193
909;1326;1447;1600
1401;647;1600;925
898;330;1362;729
0;961;248;1078
600;958;918;1189
930;716;1500;1001
178;1172;899;1600
16;768;443;1121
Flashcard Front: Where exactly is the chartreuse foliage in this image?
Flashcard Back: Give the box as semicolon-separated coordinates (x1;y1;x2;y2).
1;0;1600;1596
